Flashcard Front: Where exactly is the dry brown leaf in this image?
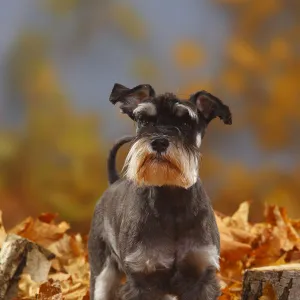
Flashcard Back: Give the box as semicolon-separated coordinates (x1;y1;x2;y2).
9;216;70;248
223;201;251;232
220;234;252;261
0;210;7;247
38;279;62;300
38;213;58;224
9;217;33;236
273;253;287;265
219;282;242;300
265;205;286;227
4;201;300;299
263;205;300;251
60;277;89;299
216;210;252;262
220;260;244;281
48;273;71;282
18;274;40;298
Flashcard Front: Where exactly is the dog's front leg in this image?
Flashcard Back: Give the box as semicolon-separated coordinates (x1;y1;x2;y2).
119;278;166;300
171;267;220;300
173;219;221;299
118;247;174;300
93;256;122;300
89;222;122;300
171;246;220;300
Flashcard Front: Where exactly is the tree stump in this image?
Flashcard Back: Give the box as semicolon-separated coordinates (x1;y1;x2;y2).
0;234;55;300
242;264;300;300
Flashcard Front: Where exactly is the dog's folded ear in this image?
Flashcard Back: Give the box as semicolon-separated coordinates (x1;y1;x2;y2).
189;91;232;125
109;83;156;119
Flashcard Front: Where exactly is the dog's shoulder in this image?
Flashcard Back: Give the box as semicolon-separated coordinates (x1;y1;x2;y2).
192;179;214;211
94;179;136;208
106;178;136;197
193;178;208;199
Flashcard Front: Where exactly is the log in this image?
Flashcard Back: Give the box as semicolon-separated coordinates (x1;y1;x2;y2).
242;264;300;300
0;234;55;300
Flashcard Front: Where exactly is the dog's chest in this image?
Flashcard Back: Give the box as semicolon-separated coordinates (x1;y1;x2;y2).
150;186;199;232
122;187;201;274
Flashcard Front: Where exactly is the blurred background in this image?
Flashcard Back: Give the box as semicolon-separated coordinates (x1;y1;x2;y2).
0;0;300;232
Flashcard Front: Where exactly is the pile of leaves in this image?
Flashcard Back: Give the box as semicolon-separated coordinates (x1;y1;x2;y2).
0;211;89;299
1;202;300;299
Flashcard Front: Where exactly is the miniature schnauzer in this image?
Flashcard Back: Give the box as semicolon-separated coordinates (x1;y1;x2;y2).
88;83;232;300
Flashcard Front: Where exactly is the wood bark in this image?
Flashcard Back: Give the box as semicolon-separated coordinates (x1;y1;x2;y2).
242;264;300;300
0;234;55;300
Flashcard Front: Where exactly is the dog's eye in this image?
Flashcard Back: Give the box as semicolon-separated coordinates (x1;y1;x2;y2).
182;122;191;128
137;118;153;127
140;120;149;126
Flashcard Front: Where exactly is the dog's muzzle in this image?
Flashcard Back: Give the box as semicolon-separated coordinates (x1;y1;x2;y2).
124;136;199;189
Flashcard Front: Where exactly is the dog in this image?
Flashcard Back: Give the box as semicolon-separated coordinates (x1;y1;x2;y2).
88;83;232;300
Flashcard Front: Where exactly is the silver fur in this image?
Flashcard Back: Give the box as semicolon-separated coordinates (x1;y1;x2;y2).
124;244;175;273
133;102;157;116
175;103;198;120
94;258;119;300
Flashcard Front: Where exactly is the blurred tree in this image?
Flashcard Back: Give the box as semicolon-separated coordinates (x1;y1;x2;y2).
217;0;300;149
1;0;300;230
210;0;300;218
172;40;205;70
2;32;107;228
1;0;157;230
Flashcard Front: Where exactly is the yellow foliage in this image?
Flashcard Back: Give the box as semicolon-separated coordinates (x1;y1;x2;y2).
229;39;262;71
179;81;213;97
131;58;160;81
269;38;291;62
45;0;80;14
172;40;205;69
1;33;107;224
110;3;148;40
220;68;246;95
1;200;300;299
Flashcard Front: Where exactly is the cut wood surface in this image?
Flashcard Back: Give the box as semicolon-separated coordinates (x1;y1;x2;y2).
0;234;55;300
242;264;300;300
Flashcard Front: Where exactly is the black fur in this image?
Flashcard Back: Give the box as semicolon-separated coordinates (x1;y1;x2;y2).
88;84;232;300
189;90;232;125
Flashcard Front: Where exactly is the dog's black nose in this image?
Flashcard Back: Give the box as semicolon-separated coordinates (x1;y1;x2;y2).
151;138;169;153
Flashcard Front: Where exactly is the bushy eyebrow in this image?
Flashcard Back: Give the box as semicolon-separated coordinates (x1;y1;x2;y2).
175;103;198;121
133;103;157;117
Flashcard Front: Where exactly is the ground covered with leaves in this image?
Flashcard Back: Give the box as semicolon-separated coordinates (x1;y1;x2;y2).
1;202;300;299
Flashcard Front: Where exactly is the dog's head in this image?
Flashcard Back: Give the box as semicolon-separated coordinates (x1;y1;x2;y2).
110;83;232;189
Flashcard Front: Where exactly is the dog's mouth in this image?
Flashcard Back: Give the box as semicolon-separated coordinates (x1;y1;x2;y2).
139;153;182;174
134;152;192;187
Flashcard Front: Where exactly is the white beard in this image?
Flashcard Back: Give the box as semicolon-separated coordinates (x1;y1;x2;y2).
124;138;199;189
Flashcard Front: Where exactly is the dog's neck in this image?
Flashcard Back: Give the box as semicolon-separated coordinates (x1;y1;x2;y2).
152;184;195;197
135;180;200;210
